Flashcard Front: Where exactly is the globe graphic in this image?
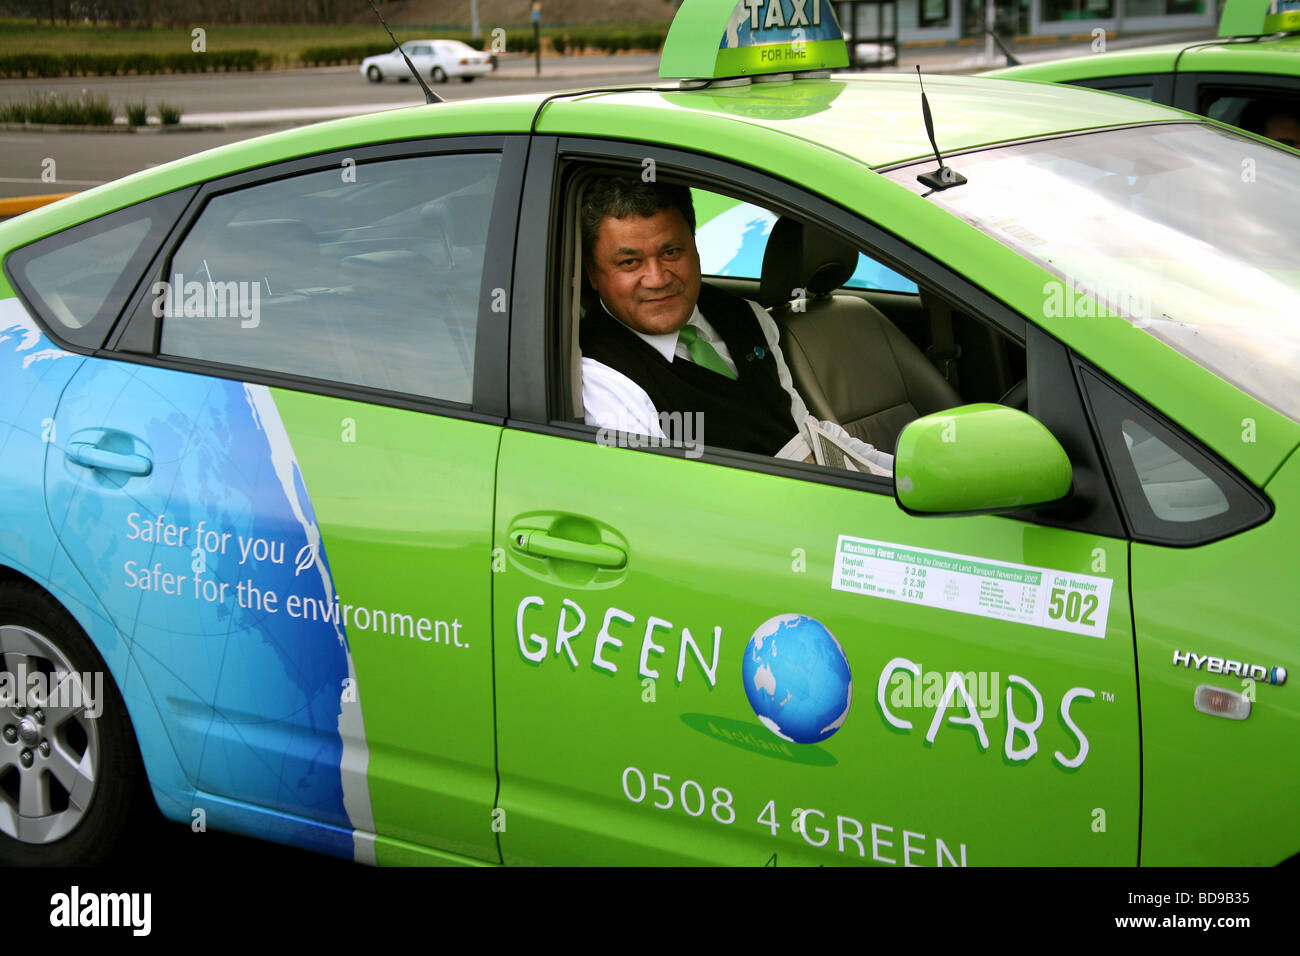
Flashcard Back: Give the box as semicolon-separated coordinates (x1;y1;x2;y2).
742;614;852;744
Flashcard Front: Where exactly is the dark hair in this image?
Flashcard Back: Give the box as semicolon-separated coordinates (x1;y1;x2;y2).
580;175;696;261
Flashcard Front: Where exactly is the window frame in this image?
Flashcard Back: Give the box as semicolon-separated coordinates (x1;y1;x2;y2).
106;134;527;422
508;134;1131;538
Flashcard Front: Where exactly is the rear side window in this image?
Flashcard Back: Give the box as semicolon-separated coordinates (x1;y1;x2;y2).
1071;75;1162;103
158;152;501;403
1078;365;1270;545
1199;85;1300;147
4;189;193;350
1094;83;1156;101
691;188;919;294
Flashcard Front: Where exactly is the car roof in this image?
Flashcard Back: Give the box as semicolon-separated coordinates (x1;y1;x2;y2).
536;73;1184;167
0;73;1188;244
986;33;1300;83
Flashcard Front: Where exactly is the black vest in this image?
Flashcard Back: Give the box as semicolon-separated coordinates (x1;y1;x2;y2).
581;284;797;456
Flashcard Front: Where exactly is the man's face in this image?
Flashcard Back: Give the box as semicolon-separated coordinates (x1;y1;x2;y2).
586;206;702;336
1265;113;1300;150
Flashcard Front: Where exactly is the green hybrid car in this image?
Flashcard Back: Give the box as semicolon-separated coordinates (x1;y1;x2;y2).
0;0;1296;867
987;0;1300;146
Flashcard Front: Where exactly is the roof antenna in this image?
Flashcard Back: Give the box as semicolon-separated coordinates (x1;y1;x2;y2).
367;0;441;104
985;27;1021;66
915;66;966;191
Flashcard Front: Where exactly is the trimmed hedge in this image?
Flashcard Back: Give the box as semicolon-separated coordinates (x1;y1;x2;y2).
0;49;270;78
551;30;664;55
299;42;396;66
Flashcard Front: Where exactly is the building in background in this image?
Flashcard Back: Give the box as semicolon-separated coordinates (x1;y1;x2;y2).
834;0;1218;44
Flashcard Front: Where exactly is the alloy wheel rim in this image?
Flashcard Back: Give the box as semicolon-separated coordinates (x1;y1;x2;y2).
0;625;100;844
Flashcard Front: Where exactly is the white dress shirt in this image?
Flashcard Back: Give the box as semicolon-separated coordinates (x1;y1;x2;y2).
581;297;895;474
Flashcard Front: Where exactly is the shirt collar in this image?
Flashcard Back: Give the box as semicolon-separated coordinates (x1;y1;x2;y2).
600;298;702;363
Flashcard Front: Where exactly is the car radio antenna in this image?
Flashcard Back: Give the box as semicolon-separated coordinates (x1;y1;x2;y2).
367;0;442;104
985;27;1021;66
915;66;966;191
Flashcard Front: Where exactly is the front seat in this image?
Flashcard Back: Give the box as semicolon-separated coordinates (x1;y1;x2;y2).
759;217;960;451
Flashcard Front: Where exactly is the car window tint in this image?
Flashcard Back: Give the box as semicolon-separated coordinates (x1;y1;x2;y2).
1097;83;1156;101
1200;88;1300;146
160;152;500;403
1121;418;1228;522
23;218;150;331
5;188;194;350
692;188;919;294
1078;365;1269;545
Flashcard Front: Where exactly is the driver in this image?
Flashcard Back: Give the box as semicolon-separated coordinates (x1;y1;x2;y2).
1241;98;1300;149
578;175;893;475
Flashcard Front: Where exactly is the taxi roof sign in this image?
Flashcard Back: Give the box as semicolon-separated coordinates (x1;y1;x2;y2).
660;0;850;81
1219;0;1300;36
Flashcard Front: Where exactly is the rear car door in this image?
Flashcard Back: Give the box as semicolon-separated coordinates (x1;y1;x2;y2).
27;137;523;863
489;138;1141;865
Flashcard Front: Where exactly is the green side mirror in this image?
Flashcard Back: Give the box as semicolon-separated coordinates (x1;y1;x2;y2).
894;404;1073;515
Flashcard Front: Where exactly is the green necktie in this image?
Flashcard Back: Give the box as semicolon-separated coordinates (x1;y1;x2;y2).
677;325;738;380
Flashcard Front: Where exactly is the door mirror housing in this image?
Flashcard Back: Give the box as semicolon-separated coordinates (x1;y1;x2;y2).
894;404;1073;515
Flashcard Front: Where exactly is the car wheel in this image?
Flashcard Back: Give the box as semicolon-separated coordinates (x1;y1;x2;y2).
366;65;383;83
0;580;145;866
431;66;448;83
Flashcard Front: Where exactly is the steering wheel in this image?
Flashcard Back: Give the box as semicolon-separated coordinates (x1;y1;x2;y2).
998;378;1028;411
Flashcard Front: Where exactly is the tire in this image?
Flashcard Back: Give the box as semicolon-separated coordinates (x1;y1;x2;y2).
431;66;448;83
0;580;146;866
366;65;383;83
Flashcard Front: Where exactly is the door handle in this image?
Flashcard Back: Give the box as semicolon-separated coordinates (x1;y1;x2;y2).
65;442;153;477
512;530;626;568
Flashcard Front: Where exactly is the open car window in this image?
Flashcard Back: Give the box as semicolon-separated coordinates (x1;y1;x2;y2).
567;171;1029;484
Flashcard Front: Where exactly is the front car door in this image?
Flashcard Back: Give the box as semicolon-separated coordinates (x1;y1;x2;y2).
489;136;1140;865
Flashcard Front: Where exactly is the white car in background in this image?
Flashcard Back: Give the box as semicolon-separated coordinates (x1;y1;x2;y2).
361;40;492;84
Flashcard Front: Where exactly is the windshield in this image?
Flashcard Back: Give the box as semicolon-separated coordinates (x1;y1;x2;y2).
885;123;1300;423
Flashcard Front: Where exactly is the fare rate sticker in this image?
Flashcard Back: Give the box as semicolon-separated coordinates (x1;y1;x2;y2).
831;535;1112;639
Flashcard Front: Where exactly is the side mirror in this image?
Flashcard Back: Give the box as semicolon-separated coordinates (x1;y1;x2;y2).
894;404;1073;515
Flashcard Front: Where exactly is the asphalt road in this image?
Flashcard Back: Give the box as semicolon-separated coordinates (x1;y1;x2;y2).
0;30;1215;201
0;57;662;199
0;56;663;115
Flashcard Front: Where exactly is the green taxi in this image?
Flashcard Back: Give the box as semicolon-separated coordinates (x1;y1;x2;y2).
987;0;1300;145
0;0;1295;867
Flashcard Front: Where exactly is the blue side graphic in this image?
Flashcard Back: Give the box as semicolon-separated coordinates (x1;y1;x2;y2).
46;358;355;857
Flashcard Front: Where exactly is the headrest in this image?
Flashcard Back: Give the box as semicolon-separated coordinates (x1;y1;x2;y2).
758;216;859;308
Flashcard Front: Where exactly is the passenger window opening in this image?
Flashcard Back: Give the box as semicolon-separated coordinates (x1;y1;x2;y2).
561;164;1027;478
